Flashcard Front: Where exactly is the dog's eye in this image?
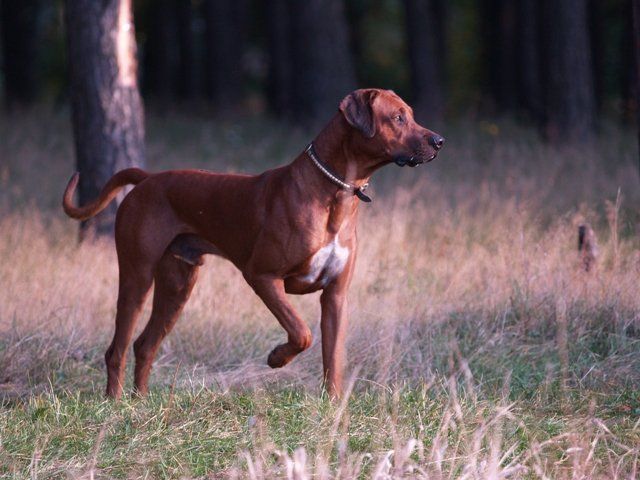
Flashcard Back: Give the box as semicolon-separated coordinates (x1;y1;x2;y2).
393;114;405;124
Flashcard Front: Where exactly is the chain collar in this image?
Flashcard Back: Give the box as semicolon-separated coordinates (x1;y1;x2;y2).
304;143;372;203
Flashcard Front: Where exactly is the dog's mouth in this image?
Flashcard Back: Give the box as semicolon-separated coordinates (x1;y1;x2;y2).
394;152;437;167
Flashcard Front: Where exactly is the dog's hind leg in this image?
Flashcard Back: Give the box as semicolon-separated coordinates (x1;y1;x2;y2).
105;268;154;399
105;199;181;399
133;249;199;395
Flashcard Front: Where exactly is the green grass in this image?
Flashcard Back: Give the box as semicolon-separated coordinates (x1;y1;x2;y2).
1;384;637;478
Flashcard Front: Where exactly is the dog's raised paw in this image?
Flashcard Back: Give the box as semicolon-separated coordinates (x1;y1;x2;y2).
267;345;291;369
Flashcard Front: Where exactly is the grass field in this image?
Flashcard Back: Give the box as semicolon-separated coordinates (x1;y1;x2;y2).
1;110;639;478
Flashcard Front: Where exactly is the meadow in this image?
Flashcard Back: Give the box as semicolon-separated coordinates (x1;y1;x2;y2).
0;110;639;478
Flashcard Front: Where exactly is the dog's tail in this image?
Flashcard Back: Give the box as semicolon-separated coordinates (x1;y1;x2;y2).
62;168;149;221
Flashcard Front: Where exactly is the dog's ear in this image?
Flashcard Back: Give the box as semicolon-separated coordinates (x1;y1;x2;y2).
339;89;378;138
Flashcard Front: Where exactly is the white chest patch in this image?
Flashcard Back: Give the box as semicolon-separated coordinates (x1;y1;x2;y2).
301;237;350;286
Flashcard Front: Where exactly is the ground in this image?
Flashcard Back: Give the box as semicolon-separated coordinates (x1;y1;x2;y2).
0;111;638;478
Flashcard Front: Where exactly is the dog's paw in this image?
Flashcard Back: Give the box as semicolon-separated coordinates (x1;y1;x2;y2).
267;345;291;369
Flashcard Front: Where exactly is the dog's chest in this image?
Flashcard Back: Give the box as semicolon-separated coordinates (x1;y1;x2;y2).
298;237;350;287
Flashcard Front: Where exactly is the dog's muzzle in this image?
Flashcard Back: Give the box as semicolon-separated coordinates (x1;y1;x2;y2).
393;152;437;167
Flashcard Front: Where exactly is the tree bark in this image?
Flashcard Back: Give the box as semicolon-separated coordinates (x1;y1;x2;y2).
203;0;248;110
589;0;606;113
176;0;197;100
142;0;177;102
542;0;596;143
622;0;635;122
480;0;518;113
403;0;446;123
633;0;640;174
289;0;356;124
65;0;145;238
344;0;368;85
265;0;294;117
0;0;41;108
516;0;543;123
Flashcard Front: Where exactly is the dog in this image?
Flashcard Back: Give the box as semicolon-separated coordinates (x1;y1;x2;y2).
63;88;444;399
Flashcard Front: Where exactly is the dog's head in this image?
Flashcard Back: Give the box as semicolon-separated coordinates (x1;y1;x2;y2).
339;89;444;168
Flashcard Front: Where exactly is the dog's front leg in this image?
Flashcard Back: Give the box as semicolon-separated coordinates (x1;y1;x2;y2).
245;275;312;368
319;263;354;400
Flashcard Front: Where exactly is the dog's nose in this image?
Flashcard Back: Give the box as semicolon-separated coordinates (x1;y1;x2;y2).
429;134;445;150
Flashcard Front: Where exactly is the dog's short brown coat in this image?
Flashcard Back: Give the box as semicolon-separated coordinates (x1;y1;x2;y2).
63;89;443;399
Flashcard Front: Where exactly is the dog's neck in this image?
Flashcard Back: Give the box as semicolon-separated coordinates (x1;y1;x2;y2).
310;114;375;189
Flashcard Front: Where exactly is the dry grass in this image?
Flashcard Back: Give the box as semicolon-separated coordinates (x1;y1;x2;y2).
0;111;639;478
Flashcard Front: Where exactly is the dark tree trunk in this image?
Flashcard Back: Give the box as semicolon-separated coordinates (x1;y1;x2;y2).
618;0;636;122
633;0;640;173
65;0;145;238
203;0;248;110
496;0;518;112
622;0;635;122
516;0;543;123
289;0;356;124
265;0;294;117
542;0;596;143
480;0;518;113
176;0;196;100
403;0;446;123
142;0;177;102
589;0;606;112
344;0;367;85
0;0;41;108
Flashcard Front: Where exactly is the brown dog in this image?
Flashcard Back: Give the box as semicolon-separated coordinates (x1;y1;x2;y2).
63;89;444;399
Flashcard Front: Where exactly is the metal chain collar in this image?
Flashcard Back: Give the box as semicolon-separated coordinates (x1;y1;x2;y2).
304;143;371;202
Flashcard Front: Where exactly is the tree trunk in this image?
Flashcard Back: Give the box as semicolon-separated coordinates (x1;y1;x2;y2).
480;0;518;113
65;0;145;238
142;0;177;103
622;0;635;122
289;0;356;124
176;0;197;100
496;0;518;112
633;0;640;173
0;0;41;108
403;0;446;123
265;0;294;117
203;0;248;110
516;0;543;123
344;0;368;85
542;0;596;143
589;0;606;113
